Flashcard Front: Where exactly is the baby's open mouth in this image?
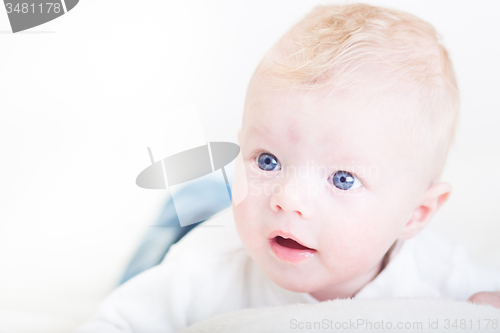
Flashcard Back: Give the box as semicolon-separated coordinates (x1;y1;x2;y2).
268;230;318;263
270;235;317;263
275;236;314;250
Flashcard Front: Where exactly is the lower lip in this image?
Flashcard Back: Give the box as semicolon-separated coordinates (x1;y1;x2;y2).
269;238;317;263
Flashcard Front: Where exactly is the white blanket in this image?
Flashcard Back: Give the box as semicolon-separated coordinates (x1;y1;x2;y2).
180;298;500;333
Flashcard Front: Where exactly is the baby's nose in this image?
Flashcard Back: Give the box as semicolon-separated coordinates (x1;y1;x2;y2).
269;177;317;219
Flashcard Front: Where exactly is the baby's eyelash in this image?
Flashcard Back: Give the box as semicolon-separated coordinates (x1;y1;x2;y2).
251;149;275;162
329;170;363;191
255;151;282;171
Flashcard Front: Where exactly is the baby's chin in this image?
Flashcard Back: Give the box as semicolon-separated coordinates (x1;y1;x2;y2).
257;257;327;293
268;271;317;293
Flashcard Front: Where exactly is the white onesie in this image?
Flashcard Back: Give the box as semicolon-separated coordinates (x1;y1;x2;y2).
74;207;500;333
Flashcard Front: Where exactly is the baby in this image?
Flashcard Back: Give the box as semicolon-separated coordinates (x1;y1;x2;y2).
75;3;500;332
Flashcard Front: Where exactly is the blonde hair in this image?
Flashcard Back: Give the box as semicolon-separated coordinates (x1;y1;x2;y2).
253;3;460;185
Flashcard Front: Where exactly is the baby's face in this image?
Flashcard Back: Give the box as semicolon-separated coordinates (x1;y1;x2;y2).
232;78;428;299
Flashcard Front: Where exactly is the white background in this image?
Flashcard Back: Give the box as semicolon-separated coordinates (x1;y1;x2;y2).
0;0;499;331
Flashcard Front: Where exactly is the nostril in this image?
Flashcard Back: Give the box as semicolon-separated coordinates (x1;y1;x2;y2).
275;205;303;217
272;203;305;218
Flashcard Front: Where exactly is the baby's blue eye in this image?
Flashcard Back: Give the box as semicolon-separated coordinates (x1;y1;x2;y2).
330;171;362;190
257;152;281;171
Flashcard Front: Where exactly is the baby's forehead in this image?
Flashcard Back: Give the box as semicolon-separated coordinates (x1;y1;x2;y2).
243;82;427;172
245;80;420;135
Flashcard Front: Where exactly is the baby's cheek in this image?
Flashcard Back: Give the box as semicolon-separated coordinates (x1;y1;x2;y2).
232;151;253;199
234;205;251;241
233;201;263;253
320;226;385;273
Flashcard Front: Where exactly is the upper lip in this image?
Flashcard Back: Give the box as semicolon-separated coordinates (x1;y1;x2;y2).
268;230;316;250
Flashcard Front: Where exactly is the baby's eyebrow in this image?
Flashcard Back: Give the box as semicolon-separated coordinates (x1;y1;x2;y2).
248;125;267;137
246;125;380;176
326;149;368;164
325;152;377;173
251;135;372;169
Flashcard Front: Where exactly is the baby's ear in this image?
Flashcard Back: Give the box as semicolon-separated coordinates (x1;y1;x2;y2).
398;182;452;240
